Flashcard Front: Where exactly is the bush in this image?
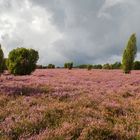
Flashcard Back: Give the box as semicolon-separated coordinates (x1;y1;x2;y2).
133;61;140;70
3;58;8;70
111;62;122;69
76;64;88;69
87;65;93;70
103;63;112;69
93;64;102;69
64;62;73;70
7;47;39;75
0;45;4;74
47;64;55;69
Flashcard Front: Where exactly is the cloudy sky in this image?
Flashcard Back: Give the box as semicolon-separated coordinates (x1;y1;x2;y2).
0;0;140;66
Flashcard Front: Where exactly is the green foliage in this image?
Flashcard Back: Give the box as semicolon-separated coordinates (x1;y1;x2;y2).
87;64;93;70
133;61;140;70
36;65;49;69
64;63;67;68
103;63;112;69
76;63;121;70
0;45;4;74
47;64;55;69
122;34;137;74
77;64;88;69
64;62;73;70
3;58;8;70
7;47;39;75
77;63;121;70
76;64;102;69
111;62;122;69
93;64;102;69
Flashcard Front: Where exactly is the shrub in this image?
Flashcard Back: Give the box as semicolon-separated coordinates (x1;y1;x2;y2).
64;62;73;70
122;34;137;74
64;63;67;68
103;63;112;69
111;62;122;69
87;65;93;70
93;64;102;69
77;64;88;69
7;47;39;75
0;45;4;74
83;127;121;140
3;58;8;70
47;64;55;69
133;61;140;70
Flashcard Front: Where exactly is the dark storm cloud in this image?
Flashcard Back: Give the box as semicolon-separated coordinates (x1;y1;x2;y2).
0;0;140;65
31;0;140;64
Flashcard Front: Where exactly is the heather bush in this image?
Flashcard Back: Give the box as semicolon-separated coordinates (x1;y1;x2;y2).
43;109;63;128
7;48;39;75
82;127;121;140
122;34;137;74
1;70;140;139
10;125;24;140
8;108;64;139
70;126;83;139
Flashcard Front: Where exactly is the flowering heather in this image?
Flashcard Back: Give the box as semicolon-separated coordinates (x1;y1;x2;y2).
0;69;140;139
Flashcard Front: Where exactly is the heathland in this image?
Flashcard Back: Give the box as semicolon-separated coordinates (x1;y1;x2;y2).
0;69;140;139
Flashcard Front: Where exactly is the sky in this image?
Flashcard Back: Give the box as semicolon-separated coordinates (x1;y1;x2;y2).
0;0;140;66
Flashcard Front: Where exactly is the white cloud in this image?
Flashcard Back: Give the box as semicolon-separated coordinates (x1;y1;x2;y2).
0;0;63;64
98;0;135;18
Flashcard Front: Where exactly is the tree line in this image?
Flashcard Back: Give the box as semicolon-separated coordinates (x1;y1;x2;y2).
0;33;138;75
37;61;140;70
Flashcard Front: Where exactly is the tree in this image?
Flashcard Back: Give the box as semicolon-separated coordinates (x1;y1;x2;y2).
47;64;55;69
111;62;122;69
64;63;68;68
7;47;39;75
122;34;137;74
64;62;73;70
0;44;4;75
74;64;87;69
93;64;102;69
